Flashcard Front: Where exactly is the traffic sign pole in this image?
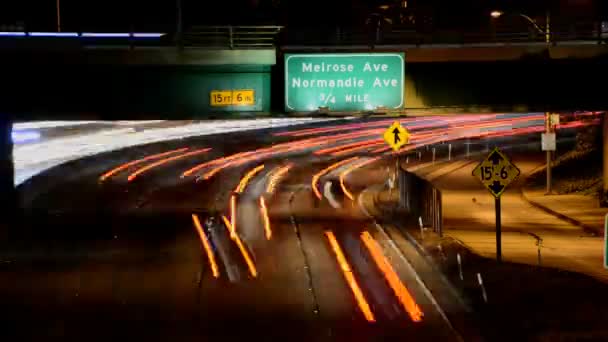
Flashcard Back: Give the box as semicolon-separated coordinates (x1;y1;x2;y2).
545;112;553;194
495;197;502;262
604;213;608;269
472;147;520;263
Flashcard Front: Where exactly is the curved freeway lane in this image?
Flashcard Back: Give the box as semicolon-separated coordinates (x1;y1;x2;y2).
2;114;599;341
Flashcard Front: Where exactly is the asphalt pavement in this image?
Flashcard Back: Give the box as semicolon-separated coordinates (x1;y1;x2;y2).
4;114;590;341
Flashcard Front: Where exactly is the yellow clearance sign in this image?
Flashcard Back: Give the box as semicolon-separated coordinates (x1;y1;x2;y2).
210;90;255;106
472;147;521;198
382;121;410;151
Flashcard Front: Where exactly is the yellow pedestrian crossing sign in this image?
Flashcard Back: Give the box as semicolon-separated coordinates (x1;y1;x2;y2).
472;147;521;198
383;121;410;151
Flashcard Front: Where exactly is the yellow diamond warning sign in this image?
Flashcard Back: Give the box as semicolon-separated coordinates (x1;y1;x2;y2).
383;121;410;152
472;147;521;198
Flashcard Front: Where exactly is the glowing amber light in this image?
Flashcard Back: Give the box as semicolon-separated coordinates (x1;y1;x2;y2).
259;197;272;240
99;147;189;181
230;195;237;238
222;215;258;278
191;214;220;278
311;157;359;200
235;164;265;193
360;231;423;322
325;230;375;323
266;164;292;194
127;148;211;182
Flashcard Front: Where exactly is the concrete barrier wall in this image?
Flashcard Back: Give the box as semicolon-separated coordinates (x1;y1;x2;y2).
399;168;443;236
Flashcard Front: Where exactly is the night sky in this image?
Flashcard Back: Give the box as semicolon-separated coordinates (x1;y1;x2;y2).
0;0;604;32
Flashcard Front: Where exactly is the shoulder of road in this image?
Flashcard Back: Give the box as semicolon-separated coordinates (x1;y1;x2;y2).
403;156;608;282
360;155;608;340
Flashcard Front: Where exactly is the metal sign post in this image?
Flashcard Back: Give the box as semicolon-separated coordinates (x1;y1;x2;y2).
542;112;557;194
495;197;501;262
472;147;521;262
383;121;409;206
604;214;608;269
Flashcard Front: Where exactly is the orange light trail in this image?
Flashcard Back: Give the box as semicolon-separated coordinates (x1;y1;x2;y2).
191;214;220;278
339;157;380;201
235;164;265;193
222;215;258;278
259;197;272;240
311;157;359;200
181;114;548;182
198;145;296;181
99;147;189;181
229;195;237;238
182;151;252;178
371;146;391;154
127;148;211;182
360;231;423;322
325;230;375;323
314;139;383;156
266;163;292;194
182;130;385;180
274;118;412;137
331;141;385;157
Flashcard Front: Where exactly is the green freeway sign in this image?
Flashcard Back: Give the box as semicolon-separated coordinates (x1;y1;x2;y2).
284;53;405;112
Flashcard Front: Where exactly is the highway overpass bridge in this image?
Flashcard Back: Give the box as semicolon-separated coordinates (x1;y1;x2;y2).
2;27;608;119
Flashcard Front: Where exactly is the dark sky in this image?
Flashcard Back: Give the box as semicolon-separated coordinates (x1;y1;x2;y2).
0;0;602;32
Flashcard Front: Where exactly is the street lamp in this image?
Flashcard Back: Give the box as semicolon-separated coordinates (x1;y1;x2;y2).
490;10;550;43
490;10;503;19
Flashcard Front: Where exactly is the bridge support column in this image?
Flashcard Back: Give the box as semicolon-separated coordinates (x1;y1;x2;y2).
0;118;16;232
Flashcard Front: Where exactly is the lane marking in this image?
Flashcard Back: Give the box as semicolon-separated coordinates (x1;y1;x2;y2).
235;164;265;193
99;147;189;181
222;215;258;278
259;197;272;240
324;230;376;323
361;231;423;322
127;148;211;182
191;214;220;278
312;157;359;200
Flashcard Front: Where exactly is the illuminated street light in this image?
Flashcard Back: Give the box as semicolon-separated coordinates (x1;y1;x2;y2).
490;10;550;43
490;11;503;19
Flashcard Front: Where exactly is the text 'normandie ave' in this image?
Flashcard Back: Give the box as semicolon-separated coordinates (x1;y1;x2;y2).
291;62;399;89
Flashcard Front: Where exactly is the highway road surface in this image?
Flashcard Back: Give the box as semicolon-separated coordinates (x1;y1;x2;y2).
2;113;599;341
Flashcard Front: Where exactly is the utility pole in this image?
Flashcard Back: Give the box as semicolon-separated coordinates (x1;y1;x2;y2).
545;112;552;194
176;0;183;50
602;113;608;206
545;10;550;44
56;0;61;32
